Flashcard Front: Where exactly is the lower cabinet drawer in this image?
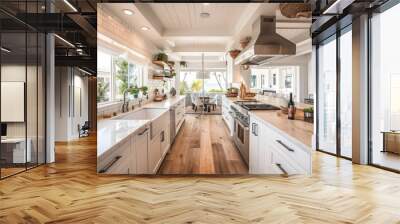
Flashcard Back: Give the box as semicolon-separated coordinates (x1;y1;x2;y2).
98;138;131;174
271;138;310;173
271;150;301;175
262;124;311;173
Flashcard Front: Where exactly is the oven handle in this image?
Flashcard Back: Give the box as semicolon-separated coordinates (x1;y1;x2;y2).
251;123;258;136
235;118;249;131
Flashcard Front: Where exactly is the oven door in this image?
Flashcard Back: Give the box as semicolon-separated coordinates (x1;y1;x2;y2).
233;118;249;165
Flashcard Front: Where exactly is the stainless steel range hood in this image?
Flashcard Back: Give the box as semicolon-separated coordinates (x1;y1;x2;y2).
235;16;296;65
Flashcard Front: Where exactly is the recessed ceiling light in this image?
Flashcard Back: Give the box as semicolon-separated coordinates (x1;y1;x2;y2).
203;3;210;6
141;26;150;31
123;9;133;16
200;12;210;18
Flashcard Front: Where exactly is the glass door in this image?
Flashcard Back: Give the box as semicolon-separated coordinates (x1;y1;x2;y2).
0;2;47;179
180;53;227;115
339;27;352;158
317;35;337;155
370;3;400;171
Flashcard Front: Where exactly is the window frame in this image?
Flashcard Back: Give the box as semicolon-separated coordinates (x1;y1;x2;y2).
97;49;146;105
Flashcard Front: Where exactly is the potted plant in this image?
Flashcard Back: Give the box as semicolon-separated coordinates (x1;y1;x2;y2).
154;52;168;62
129;86;140;99
303;107;314;123
180;61;187;68
140;86;148;95
140;86;149;99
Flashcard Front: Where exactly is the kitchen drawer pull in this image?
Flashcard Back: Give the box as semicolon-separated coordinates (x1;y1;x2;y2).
161;131;165;142
99;156;122;173
276;140;294;152
276;163;288;176
138;128;149;136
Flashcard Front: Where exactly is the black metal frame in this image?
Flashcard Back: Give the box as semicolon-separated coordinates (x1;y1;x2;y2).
0;0;48;180
315;22;353;161
367;0;400;173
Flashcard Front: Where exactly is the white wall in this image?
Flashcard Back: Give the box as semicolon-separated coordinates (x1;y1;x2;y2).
55;67;89;141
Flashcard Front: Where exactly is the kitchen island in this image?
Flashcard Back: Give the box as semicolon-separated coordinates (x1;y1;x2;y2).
97;96;185;174
249;110;313;175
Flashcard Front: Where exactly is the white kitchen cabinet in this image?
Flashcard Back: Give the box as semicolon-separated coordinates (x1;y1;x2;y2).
174;98;185;135
249;117;259;174
249;115;312;175
149;134;161;174
147;110;171;174
98;136;132;174
135;126;149;174
222;96;234;136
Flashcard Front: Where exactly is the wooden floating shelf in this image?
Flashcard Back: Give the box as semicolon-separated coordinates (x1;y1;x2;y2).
152;60;175;70
152;75;175;80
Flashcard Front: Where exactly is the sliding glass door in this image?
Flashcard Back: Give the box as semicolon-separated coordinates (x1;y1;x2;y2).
370;3;400;171
179;53;227;114
317;26;353;159
339;27;353;158
0;3;46;179
317;36;337;154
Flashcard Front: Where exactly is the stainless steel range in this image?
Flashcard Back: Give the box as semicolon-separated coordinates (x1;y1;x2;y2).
230;101;280;165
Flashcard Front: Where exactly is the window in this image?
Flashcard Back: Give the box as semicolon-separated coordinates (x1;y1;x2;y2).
206;71;227;93
97;51;112;103
317;36;337;155
370;3;400;171
179;71;227;94
97;50;146;103
340;28;352;158
251;66;298;97
250;74;257;88
113;57;129;100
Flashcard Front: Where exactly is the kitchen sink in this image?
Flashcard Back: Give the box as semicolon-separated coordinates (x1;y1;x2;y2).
113;108;169;139
114;108;168;121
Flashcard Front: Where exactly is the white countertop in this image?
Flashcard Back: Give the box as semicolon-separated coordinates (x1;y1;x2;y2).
143;95;185;108
97;119;149;157
97;95;185;157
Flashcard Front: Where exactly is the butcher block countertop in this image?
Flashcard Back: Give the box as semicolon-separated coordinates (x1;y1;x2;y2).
249;110;314;149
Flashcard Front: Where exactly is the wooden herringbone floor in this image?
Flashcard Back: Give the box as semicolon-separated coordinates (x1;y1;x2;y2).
1;115;400;223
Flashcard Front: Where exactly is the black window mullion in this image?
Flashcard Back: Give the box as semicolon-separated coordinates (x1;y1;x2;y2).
24;0;28;171
336;30;341;157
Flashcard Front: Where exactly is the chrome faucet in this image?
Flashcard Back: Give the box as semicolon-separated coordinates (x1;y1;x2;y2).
138;98;143;107
122;90;129;113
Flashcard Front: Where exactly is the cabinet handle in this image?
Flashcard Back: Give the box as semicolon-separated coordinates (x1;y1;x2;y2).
253;123;258;136
276;163;288;176
138;128;149;136
276;140;294;152
161;131;165;142
99;156;122;173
